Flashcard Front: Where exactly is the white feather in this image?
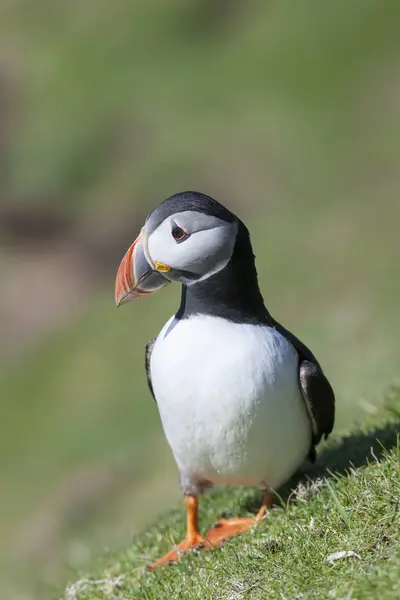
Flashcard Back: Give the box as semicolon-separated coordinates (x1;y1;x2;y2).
147;211;237;280
150;314;312;492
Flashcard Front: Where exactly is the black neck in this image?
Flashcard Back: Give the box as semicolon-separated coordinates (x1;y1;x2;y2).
177;221;270;324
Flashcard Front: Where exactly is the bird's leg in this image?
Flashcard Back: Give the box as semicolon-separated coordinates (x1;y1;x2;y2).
204;489;273;547
150;495;209;569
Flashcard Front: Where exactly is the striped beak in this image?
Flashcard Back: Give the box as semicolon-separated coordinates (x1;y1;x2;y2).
115;230;169;306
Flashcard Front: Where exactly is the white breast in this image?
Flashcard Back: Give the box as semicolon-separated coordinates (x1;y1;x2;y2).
150;314;311;491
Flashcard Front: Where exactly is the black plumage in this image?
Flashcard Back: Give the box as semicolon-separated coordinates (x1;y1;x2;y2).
145;336;157;401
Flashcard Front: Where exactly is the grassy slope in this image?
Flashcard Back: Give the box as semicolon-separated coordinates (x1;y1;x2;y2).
64;388;400;600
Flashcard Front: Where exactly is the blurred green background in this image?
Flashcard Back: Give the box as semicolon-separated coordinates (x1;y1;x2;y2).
1;1;399;598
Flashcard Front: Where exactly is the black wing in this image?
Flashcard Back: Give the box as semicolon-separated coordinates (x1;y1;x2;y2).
270;317;335;449
299;360;335;445
145;336;157;401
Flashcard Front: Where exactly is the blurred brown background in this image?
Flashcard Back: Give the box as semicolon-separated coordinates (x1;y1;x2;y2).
0;1;399;598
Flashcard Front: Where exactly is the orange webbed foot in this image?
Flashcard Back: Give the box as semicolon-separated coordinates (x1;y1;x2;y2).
149;533;210;569
204;490;272;548
204;517;257;547
150;495;211;569
149;491;272;569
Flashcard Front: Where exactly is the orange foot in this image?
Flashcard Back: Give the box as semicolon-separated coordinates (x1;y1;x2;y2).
149;533;211;569
204;517;257;547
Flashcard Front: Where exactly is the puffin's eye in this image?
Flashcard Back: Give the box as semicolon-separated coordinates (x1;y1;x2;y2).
171;225;188;242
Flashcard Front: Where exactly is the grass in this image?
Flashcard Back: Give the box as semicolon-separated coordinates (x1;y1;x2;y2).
63;388;400;600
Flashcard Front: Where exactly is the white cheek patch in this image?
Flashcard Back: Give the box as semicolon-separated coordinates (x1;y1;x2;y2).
147;214;238;281
188;225;237;281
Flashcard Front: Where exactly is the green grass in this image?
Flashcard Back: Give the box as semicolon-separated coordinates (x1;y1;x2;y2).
62;388;400;600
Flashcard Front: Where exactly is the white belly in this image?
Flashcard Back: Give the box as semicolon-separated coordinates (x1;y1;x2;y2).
150;314;311;490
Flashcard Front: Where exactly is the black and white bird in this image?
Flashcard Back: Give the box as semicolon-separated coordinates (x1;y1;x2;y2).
115;191;335;568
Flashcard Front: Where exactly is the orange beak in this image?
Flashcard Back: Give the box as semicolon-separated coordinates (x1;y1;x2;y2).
115;231;169;306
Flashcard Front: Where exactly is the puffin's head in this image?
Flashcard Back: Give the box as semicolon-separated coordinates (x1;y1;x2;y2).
115;191;239;306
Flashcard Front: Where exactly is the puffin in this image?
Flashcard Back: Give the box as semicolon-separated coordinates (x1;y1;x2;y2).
115;191;335;569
